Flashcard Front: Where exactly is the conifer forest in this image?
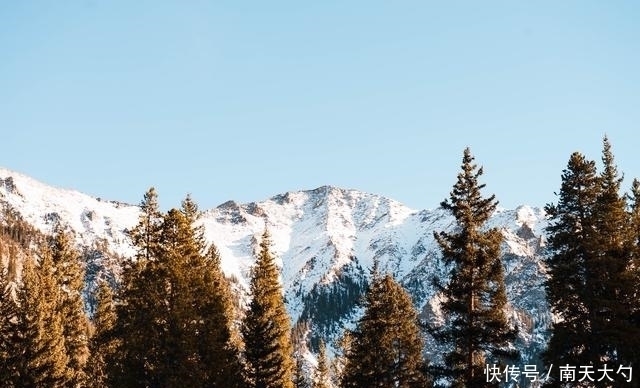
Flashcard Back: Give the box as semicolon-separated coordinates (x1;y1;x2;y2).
2;138;640;387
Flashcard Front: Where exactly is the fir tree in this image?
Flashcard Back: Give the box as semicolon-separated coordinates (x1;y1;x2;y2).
341;270;428;388
243;228;295;388
432;148;516;388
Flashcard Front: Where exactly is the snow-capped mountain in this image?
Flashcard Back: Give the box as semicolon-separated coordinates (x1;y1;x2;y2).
0;167;551;364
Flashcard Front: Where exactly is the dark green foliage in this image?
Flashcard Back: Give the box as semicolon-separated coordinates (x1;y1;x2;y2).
586;138;640;370
432;148;517;387
243;228;295;388
300;265;367;344
630;178;640;370
341;271;429;388
544;139;640;387
543;152;599;379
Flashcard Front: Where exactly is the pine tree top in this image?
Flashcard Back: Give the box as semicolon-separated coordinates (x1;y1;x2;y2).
440;147;497;228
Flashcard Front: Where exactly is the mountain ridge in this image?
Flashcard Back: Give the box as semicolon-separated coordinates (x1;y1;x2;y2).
0;167;551;365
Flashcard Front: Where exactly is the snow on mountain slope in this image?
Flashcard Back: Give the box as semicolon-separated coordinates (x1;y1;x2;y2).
0;168;139;257
0;168;551;364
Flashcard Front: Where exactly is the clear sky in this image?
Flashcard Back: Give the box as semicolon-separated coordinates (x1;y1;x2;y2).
2;1;639;211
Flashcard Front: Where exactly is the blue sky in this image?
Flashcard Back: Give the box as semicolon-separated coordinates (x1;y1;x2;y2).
1;1;639;211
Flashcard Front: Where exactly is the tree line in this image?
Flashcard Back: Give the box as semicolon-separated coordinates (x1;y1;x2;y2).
1;136;639;387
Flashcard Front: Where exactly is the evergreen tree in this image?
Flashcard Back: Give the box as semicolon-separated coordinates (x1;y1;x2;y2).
116;191;245;387
313;340;331;388
0;251;21;386
14;254;69;387
129;187;163;262
198;243;246;387
544;141;640;387
630;178;640;370
181;193;207;250
243;228;295;388
542;151;600;386
115;187;166;386
86;280;118;388
50;231;90;386
293;353;310;388
341;271;428;388
587;138;640;370
432;148;516;388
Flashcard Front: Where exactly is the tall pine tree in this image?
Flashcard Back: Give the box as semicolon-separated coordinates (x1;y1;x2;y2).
128;187;163;262
0;250;21;385
86;280;118;387
630;178;640;372
243;228;295;388
544;140;640;387
543;152;599;382
50;230;90;386
432;148;516;388
587;138;640;371
198;243;246;387
115;187;166;386
116;190;245;387
14;253;69;387
341;269;428;388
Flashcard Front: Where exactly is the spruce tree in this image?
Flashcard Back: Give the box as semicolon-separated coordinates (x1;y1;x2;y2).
432;148;516;388
243;228;295;388
587;138;640;370
544;141;640;387
542;151;600;386
341;270;428;388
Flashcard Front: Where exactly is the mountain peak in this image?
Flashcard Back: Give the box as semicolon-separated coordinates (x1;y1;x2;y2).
0;167;551;368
